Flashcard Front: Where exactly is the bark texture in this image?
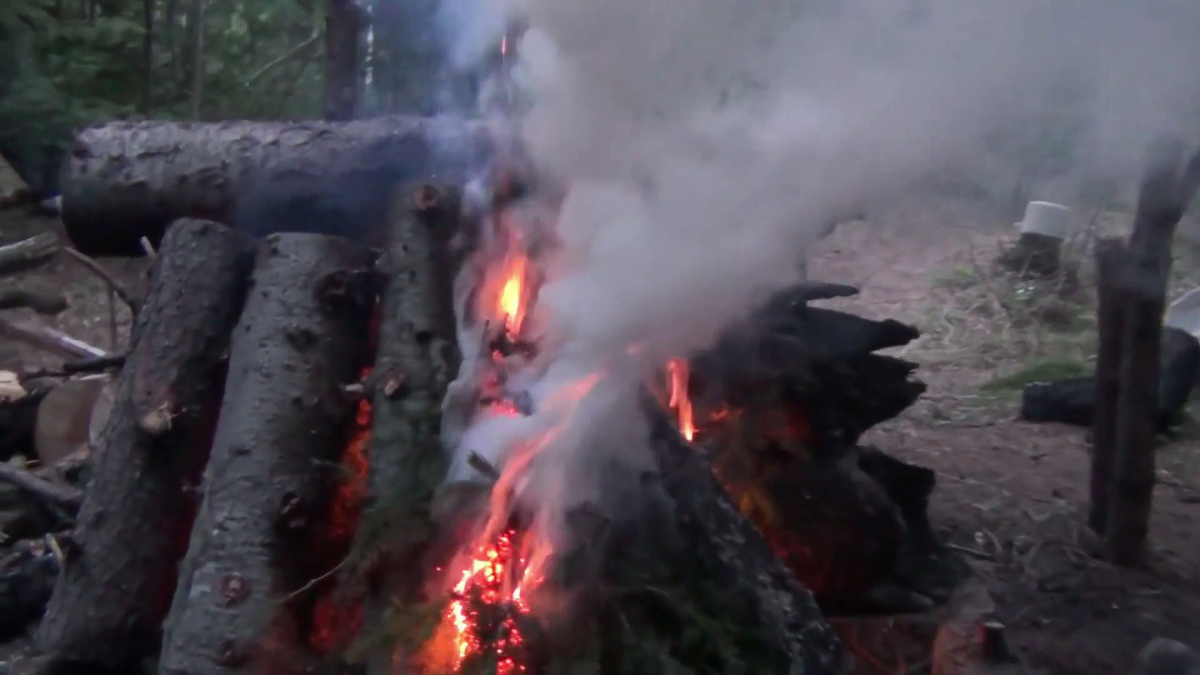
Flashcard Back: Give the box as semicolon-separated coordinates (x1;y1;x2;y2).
158;233;375;674
36;219;257;671
323;0;366;121
1104;141;1200;566
60;116;494;256
650;412;846;675
351;184;461;674
1090;237;1129;534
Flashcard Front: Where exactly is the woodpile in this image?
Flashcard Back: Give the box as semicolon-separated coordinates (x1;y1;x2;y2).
0;116;994;675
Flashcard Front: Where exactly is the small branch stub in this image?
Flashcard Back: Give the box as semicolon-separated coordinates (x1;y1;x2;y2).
137;399;176;436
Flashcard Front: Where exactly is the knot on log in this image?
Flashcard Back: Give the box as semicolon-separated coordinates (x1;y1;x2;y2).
219;573;251;608
314;268;378;315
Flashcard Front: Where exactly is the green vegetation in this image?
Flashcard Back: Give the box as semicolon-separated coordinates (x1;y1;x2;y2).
980;357;1091;392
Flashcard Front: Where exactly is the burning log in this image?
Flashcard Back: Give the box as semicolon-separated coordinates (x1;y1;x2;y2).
159;232;375;674
60;116;494;256
35;219;258;672
348;183;462;674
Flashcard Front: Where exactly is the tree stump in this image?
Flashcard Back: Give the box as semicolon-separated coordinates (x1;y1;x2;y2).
158;233;375;675
36;219;258;672
995;232;1062;277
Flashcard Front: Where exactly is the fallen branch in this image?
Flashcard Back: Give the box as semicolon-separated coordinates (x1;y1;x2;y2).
0;233;58;276
61;247;140;317
0;317;107;360
0;289;68;315
0;462;82;511
19;354;127;381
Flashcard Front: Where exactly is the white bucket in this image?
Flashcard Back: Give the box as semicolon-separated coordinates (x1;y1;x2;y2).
1016;201;1071;239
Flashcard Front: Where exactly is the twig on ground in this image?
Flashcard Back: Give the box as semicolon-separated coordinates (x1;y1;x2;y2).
0;316;108;360
946;542;994;560
0;233;58;276
0;462;83;511
61;247;140;317
0;289;68;315
20;353;126;380
139;236;157;259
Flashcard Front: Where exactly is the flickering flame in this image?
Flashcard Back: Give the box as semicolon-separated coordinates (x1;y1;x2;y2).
499;256;528;335
666;358;694;441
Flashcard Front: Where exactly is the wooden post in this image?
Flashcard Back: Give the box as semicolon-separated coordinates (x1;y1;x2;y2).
1102;140;1200;566
1088;237;1128;534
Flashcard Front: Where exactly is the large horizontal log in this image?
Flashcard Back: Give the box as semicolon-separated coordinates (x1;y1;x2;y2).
61;116;495;256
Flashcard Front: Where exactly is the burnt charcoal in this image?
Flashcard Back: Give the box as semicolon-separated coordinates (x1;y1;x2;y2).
856;446;936;523
802;354;926;445
757;457;907;605
1020;326;1200;430
760;281;860;311
229;133;477;247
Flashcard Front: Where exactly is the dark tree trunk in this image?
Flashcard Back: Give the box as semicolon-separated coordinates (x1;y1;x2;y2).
35;219;257;672
158;233;375;675
350;184;461;675
1103;140;1200;567
323;0;366;121
59;116;494;256
1089;237;1128;534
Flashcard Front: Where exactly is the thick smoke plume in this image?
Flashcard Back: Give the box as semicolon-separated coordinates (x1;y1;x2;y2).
438;0;1200;542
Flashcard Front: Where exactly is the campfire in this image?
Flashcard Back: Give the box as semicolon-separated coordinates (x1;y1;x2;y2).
0;135;967;675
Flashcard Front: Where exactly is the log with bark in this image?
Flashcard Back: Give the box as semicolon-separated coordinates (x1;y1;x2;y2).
35;219;258;672
158;232;375;675
60;116;495;256
348;183;462;675
1102;140;1200;567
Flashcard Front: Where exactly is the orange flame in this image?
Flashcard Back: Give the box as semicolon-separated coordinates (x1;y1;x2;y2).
499;255;528;335
666;358;694;441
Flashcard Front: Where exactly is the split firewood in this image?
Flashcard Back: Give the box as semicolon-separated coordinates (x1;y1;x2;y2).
159;232;375;675
0;233;58;276
36;219;258;672
61;116;495;255
0;316;107;361
0;288;68;315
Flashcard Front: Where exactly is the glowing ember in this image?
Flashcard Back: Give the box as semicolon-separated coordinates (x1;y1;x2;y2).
666;358;695;441
427;530;537;675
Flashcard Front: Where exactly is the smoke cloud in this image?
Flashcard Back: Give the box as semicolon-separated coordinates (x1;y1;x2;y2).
437;0;1200;536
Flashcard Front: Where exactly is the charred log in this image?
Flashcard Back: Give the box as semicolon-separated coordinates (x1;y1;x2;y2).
1020;326;1199;431
35;220;257;672
158;233;374;675
349;184;461;674
60;116;493;256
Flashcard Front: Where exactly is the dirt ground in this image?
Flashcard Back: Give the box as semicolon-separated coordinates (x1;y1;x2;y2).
810;197;1200;675
2;197;1200;674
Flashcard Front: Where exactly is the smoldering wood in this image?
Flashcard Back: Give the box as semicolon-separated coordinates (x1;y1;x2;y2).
647;412;846;674
0;233;57;276
1104;141;1200;567
35;219;258;672
60;116;495;256
349;183;461;675
159;232;374;675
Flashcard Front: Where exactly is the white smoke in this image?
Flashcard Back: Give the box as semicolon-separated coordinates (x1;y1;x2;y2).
437;0;1200;537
